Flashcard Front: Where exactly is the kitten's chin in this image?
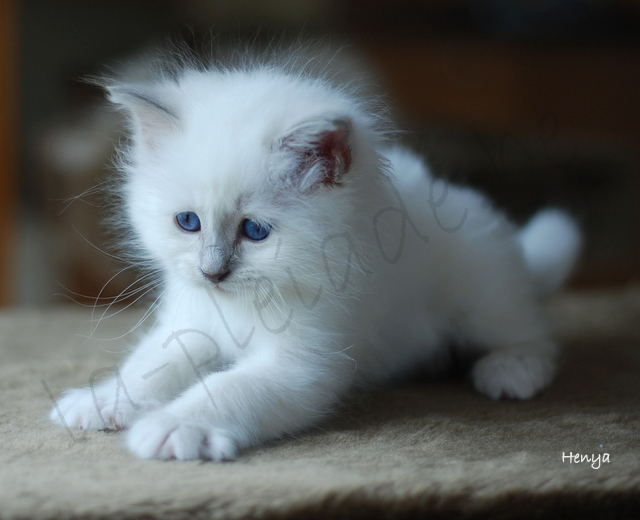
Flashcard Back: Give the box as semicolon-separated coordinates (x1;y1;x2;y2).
185;271;235;295
185;275;231;295
207;279;244;297
202;282;231;295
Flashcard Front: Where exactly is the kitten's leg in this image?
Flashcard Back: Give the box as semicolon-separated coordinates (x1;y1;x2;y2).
126;348;350;460
462;292;557;400
49;326;221;430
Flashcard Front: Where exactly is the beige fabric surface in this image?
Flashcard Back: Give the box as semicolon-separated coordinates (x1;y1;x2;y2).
1;289;640;519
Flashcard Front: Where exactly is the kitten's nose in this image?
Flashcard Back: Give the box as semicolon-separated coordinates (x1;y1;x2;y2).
201;269;230;284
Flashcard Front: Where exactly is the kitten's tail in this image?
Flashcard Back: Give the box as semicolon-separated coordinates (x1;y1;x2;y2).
518;209;582;298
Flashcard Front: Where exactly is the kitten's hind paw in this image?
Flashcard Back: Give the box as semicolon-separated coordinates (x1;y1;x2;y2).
472;344;556;400
49;386;141;431
126;411;237;461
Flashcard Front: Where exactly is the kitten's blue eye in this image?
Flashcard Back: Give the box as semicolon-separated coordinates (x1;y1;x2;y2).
176;211;201;232
242;219;271;241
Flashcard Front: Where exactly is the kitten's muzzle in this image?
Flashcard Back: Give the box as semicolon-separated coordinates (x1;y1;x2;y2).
200;243;233;285
201;269;231;284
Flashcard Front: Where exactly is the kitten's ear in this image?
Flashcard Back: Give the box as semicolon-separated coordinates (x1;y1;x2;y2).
276;117;352;192
106;84;179;151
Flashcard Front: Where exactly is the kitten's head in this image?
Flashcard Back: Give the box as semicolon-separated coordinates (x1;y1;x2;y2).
107;66;387;301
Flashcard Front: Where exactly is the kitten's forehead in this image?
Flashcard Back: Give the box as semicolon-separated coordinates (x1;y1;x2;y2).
173;152;267;228
178;70;348;144
166;125;266;207
155;70;353;211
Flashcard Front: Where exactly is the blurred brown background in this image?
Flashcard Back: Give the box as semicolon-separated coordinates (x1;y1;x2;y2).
1;0;639;306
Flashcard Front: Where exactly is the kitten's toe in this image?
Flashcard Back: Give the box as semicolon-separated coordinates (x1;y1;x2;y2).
472;345;556;400
49;386;139;430
127;411;237;461
126;412;181;459
202;428;237;460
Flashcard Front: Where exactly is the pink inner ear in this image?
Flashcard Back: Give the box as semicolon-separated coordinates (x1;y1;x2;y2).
313;124;351;186
282;118;352;191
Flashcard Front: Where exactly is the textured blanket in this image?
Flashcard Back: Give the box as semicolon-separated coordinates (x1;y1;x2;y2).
1;289;639;519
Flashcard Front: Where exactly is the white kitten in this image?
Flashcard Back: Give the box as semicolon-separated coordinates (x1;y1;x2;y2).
50;51;581;460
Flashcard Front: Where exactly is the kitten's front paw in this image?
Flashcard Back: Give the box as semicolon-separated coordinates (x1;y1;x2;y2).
472;347;556;400
126;411;237;461
49;385;143;431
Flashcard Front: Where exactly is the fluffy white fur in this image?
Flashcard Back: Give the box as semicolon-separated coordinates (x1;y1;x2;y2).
50;53;581;461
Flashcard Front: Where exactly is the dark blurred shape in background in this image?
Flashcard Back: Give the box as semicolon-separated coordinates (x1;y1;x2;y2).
2;0;639;305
